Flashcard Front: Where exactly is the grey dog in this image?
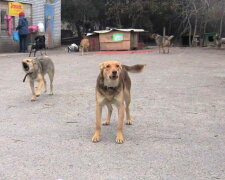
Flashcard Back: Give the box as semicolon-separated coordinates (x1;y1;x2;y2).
22;56;55;101
152;33;174;54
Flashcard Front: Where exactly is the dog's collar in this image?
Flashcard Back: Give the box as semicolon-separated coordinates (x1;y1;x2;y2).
23;72;32;82
103;86;118;91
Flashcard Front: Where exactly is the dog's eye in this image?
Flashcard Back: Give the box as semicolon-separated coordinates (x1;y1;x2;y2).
106;65;110;68
116;64;120;68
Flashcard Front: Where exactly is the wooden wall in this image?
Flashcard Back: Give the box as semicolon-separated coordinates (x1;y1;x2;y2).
99;31;131;51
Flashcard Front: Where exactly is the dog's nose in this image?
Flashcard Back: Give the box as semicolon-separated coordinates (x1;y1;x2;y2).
112;71;117;75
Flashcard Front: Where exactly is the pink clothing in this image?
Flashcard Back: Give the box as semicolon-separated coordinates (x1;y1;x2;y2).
4;15;13;36
28;25;38;33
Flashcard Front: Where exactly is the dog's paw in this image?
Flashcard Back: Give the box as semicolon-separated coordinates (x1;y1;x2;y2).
49;92;53;96
92;134;100;143
116;133;124;144
126;120;133;125
36;93;40;97
31;97;36;101
102;120;110;126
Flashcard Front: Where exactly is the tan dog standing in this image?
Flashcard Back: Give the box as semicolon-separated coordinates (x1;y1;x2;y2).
92;61;145;143
22;56;54;101
80;38;90;55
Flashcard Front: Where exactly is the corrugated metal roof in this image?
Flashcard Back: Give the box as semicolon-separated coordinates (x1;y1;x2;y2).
116;28;145;32
94;28;145;34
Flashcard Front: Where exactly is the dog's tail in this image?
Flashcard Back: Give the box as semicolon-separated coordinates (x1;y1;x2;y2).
123;64;146;73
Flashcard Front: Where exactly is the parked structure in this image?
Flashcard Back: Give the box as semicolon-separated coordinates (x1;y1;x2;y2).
87;29;145;51
0;0;61;53
203;33;217;47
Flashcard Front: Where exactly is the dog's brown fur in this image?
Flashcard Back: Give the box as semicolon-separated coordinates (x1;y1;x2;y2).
22;56;54;101
152;33;174;54
80;38;90;55
92;61;145;143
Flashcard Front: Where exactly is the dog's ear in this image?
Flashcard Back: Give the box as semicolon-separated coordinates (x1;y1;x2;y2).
99;62;105;70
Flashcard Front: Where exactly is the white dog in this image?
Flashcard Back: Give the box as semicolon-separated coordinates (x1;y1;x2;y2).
66;43;79;52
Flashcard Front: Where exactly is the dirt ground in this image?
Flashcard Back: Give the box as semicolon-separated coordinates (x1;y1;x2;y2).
0;47;225;180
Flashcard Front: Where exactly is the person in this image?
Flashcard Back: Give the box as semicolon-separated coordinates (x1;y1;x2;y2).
16;12;29;53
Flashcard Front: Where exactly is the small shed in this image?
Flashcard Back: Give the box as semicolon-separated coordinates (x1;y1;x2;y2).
92;28;145;51
203;33;217;46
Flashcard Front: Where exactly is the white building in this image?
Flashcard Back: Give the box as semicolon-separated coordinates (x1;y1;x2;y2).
0;0;61;52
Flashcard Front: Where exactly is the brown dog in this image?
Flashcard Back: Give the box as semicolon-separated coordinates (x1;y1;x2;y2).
92;61;145;143
80;38;90;55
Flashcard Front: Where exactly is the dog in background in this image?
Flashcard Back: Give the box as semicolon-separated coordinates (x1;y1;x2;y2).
80;38;90;55
152;33;174;54
66;43;79;53
29;35;47;57
92;61;145;144
22;56;54;101
214;34;225;48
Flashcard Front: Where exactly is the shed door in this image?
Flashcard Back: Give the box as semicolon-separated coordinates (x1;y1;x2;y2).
130;32;138;50
45;4;54;48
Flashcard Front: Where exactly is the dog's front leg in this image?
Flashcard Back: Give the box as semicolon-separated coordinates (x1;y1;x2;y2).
102;104;112;125
34;50;37;57
162;46;165;54
35;74;44;97
116;103;125;143
43;77;47;93
29;80;36;101
29;50;32;57
92;103;103;142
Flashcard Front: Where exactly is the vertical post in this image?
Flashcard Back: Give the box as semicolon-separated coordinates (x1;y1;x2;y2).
163;27;166;43
163;27;166;37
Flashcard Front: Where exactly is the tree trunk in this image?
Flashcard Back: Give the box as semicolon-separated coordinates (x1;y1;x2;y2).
219;10;225;37
192;15;198;46
202;20;208;46
116;13;122;28
191;1;198;46
188;17;192;47
75;23;82;40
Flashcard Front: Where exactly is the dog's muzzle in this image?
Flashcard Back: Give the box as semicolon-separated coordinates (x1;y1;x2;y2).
22;62;29;71
109;71;118;80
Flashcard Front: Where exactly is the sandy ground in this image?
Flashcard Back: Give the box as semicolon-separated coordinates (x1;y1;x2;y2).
0;47;225;180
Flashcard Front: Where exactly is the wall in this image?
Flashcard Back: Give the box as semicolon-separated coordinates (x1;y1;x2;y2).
99;31;131;51
87;35;100;51
130;32;139;49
